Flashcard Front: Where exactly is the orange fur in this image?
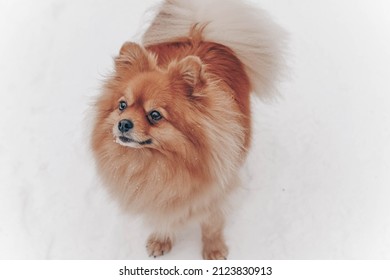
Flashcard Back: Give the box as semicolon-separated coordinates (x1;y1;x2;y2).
91;16;261;260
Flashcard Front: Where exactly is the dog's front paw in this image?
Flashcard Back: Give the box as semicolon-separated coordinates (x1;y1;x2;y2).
202;239;228;260
146;234;172;258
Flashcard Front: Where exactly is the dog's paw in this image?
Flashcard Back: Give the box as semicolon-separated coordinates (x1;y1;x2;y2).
146;235;172;258
202;240;228;260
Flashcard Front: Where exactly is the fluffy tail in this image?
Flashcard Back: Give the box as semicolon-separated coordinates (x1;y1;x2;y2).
142;0;286;99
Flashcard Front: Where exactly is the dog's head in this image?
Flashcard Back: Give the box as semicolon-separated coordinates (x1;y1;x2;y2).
94;42;207;156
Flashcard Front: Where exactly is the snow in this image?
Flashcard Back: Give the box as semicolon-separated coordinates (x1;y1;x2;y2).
1;0;390;259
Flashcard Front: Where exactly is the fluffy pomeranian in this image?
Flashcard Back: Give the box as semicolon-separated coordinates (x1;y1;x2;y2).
91;0;285;259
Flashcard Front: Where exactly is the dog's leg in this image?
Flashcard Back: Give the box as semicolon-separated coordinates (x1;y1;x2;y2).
201;208;228;260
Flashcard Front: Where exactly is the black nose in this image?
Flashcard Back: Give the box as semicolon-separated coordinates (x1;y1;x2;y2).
118;119;134;132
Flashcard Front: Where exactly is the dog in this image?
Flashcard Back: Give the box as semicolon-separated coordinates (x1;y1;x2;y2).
91;0;285;259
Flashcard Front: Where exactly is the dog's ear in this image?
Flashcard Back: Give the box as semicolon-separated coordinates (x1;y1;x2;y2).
115;42;156;74
169;56;205;95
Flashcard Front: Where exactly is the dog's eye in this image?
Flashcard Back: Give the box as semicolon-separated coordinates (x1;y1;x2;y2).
118;101;127;111
148;110;162;124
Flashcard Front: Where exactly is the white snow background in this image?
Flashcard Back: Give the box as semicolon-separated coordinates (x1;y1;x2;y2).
1;0;390;259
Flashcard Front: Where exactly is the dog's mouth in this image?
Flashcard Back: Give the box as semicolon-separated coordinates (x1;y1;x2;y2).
118;136;152;145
